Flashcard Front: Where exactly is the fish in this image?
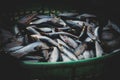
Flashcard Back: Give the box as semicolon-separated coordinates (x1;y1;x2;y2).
57;39;71;50
58;44;78;61
58;12;79;17
30;18;51;25
48;47;59;62
95;41;103;57
83;50;92;59
18;13;37;25
65;20;82;29
38;28;52;33
44;32;79;39
26;26;41;35
6;46;24;52
87;26;96;40
78;55;84;60
61;53;72;62
77;13;96;19
74;43;87;56
37;15;52;19
60;35;78;49
10;42;47;58
14;25;21;35
31;34;58;47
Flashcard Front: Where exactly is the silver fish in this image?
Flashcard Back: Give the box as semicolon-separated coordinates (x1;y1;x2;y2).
45;32;78;39
83;50;91;59
77;13;96;18
87;26;96;40
78;55;84;60
57;39;71;50
10;42;46;58
74;43;87;56
31;35;58;47
14;25;21;35
60;35;78;49
30;18;51;24
95;41;103;57
7;46;23;52
48;47;59;62
85;37;93;42
37;15;52;19
58;44;78;61
61;53;72;62
38;28;52;33
26;26;41;35
58;12;78;17
79;25;86;38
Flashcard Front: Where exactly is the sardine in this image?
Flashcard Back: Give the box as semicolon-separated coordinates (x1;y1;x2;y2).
87;26;96;40
10;42;46;58
61;53;72;62
26;26;41;35
58;44;78;60
77;13;96;19
74;43;87;56
60;35;78;49
38;28;52;33
57;39;71;50
37;15;52;19
58;12;78;17
78;55;84;60
83;50;91;59
44;32;78;39
95;41;103;57
14;25;21;35
18;13;37;25
31;35;58;47
7;46;24;52
30;18;51;25
48;47;59;62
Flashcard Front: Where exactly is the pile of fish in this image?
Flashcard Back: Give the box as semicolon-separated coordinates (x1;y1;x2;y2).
2;12;120;62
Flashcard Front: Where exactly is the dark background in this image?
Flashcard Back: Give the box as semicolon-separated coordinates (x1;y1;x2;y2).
0;0;120;80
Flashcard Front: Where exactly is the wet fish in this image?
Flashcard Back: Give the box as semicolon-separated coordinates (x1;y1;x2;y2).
58;12;78;17
18;13;37;25
37;15;52;19
95;41;103;57
26;26;41;35
61;53;72;62
58;44;78;60
44;32;78;39
10;42;46;58
31;35;58;47
87;26;96;40
38;28;52;33
48;47;59;62
30;18;51;25
78;55;84;60
74;43;87;56
83;50;91;59
7;46;24;52
77;13;96;19
60;35;78;49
